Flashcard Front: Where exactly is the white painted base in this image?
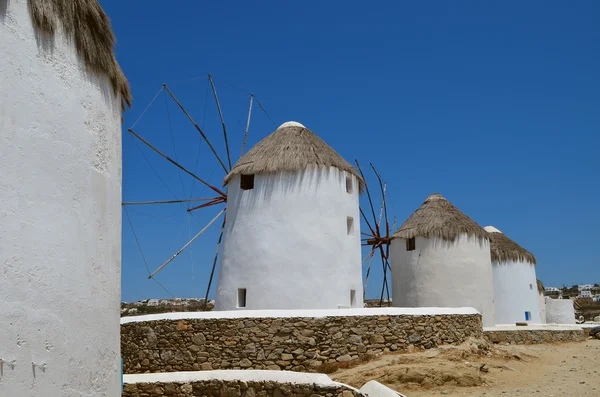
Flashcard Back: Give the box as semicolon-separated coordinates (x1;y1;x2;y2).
216;167;363;311
492;260;541;325
391;235;496;327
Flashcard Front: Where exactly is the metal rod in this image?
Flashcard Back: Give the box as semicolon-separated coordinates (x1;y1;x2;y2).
355;160;380;236
362;248;376;300
148;209;225;279
187;197;227;212
208;75;232;171
163;84;229;174
122;198;216;206
360;208;376;236
370;163;390;239
204;216;226;310
128;128;227;198
240;94;254;158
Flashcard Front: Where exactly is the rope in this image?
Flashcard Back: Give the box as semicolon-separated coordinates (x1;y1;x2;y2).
131;86;164;128
124;207;175;298
256;98;277;127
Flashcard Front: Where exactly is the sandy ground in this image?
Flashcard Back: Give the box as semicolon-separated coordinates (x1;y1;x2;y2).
332;338;600;396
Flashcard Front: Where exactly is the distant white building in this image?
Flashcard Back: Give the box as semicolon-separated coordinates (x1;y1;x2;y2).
579;284;594;291
545;287;560;292
593;295;600;303
147;299;159;306
579;290;593;298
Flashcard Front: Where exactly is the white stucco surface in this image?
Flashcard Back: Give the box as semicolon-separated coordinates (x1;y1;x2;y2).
545;298;576;325
123;370;338;386
216;166;363;310
360;380;407;397
483;324;583;332
121;307;480;324
492;260;541;324
0;2;122;396
538;291;547;324
391;235;496;327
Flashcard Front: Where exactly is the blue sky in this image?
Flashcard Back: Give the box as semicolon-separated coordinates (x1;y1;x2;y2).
103;1;600;302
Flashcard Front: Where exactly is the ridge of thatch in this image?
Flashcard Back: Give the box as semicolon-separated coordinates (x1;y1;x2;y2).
537;279;545;294
484;226;537;265
223;123;364;191
27;0;131;110
391;193;489;242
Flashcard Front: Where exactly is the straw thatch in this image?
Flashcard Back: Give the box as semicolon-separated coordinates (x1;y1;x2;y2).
27;0;131;110
537;279;545;294
223;124;364;191
485;227;537;265
391;193;489;242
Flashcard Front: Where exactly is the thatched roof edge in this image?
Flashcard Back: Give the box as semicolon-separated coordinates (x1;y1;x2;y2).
224;125;364;192
391;193;489;242
27;0;131;110
486;227;537;265
537;279;545;294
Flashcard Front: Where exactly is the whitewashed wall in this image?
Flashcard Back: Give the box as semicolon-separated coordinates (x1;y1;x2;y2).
215;167;363;310
492;260;541;324
545;298;576;325
390;235;496;327
0;2;122;396
538;291;547;324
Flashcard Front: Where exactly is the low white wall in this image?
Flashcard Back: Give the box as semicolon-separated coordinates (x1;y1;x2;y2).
492;260;541;324
545;298;575;325
216;167;363;311
124;370;338;386
538;292;547;324
121;306;480;324
391;234;496;327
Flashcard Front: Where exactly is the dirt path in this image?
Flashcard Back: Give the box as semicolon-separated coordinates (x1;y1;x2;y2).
332;338;600;396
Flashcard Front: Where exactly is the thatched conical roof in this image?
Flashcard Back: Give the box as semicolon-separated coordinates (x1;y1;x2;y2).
391;193;489;242
484;226;537;265
223;122;363;190
27;0;131;110
537;279;545;294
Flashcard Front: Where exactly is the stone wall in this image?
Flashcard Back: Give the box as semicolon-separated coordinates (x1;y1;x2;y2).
122;380;362;397
121;310;482;374
484;328;586;345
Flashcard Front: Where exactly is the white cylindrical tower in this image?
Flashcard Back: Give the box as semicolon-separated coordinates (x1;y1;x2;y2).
215;122;364;310
545;297;576;324
1;2;129;396
390;194;496;327
486;226;541;325
537;280;547;324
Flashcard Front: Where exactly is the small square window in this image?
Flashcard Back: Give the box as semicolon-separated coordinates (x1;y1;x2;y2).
345;175;353;194
240;174;254;190
237;288;247;308
530;284;533;290
347;217;354;236
350;289;356;307
406;237;416;251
